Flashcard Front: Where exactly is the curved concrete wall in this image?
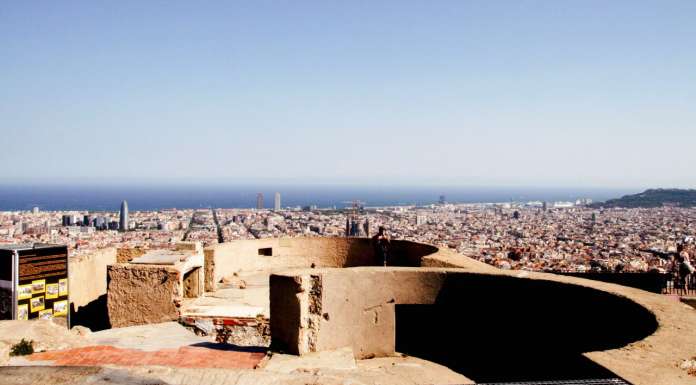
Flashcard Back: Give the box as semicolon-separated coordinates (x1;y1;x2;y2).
205;237;439;289
268;240;696;385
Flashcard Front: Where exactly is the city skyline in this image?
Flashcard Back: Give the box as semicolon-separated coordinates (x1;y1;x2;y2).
2;3;695;382
2;2;696;188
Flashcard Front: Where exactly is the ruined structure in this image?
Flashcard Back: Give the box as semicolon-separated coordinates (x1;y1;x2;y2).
261;240;696;384
107;243;204;328
43;236;696;384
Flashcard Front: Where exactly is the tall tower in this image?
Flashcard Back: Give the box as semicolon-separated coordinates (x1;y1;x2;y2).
119;200;129;232
274;192;281;211
256;193;264;210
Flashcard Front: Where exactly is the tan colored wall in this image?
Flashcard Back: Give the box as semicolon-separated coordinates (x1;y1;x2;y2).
269;246;696;385
106;264;182;328
116;247;146;264
206;237;439;289
204;248;215;292
183;267;203;298
270;268;449;357
69;247;117;309
207;238;374;286
271;267;663;359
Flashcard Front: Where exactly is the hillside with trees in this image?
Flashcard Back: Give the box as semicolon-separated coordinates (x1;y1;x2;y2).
594;189;696;208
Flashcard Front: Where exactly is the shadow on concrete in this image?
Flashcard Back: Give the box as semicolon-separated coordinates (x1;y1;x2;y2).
343;238;439;267
188;342;267;353
390;240;439;267
70;294;111;332
345;239;378;267
395;274;658;383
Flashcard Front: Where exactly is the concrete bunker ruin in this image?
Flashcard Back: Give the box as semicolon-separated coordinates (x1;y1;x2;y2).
63;237;696;384
269;267;660;382
107;245;204;328
255;238;696;385
203;237;438;290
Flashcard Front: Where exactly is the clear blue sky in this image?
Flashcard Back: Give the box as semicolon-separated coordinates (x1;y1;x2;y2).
2;1;695;188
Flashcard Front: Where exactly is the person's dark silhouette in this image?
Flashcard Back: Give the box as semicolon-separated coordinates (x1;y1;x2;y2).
372;226;391;266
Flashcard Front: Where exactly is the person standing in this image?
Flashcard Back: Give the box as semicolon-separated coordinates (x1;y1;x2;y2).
680;250;695;291
372;226;391;266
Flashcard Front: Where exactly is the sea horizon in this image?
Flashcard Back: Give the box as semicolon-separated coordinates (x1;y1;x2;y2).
0;183;636;212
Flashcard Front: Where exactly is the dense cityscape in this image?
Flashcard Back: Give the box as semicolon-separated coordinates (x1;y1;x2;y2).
3;2;695;383
2;193;693;274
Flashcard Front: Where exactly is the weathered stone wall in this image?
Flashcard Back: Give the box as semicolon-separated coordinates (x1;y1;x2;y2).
183;267;203;298
106;264;182;328
206;237;440;290
204;248;215;292
116;247;146;264
69;248;117;309
270;268;447;358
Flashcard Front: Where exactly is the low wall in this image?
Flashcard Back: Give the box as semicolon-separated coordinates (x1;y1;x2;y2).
270;268;657;360
557;272;667;294
205;237;439;289
69;248;117;309
69;248;117;330
116;247;146;264
107;264;183;328
269;250;696;385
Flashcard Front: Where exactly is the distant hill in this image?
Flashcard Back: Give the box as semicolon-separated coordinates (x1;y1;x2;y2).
593;189;696;208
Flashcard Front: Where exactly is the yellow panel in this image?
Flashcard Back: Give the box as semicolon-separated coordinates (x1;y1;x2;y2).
30;296;45;313
17;304;29;320
58;278;68;296
45;283;59;299
53;300;68;317
31;279;46;295
17;285;32;300
38;309;53;320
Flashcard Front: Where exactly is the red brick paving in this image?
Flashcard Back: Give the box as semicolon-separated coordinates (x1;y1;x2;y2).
27;345;266;369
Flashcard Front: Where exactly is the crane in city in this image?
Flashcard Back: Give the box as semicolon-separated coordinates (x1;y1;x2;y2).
340;200;366;217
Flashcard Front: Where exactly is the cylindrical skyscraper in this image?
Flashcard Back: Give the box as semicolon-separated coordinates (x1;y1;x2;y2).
119;200;129;232
274;192;281;211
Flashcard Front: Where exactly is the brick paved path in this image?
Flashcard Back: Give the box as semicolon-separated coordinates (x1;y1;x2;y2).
27;345;266;369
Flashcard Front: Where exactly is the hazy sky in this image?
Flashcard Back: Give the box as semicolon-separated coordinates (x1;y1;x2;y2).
2;1;695;188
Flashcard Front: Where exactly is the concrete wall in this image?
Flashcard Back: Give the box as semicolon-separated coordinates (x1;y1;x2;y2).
270;268;448;357
267;241;696;385
204;248;215;292
106;264;182;328
206;237;439;290
69;248;117;309
269;267;660;382
557;272;667;294
116;247;146;264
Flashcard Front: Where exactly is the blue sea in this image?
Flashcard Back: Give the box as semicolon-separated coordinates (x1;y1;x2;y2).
0;184;633;212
